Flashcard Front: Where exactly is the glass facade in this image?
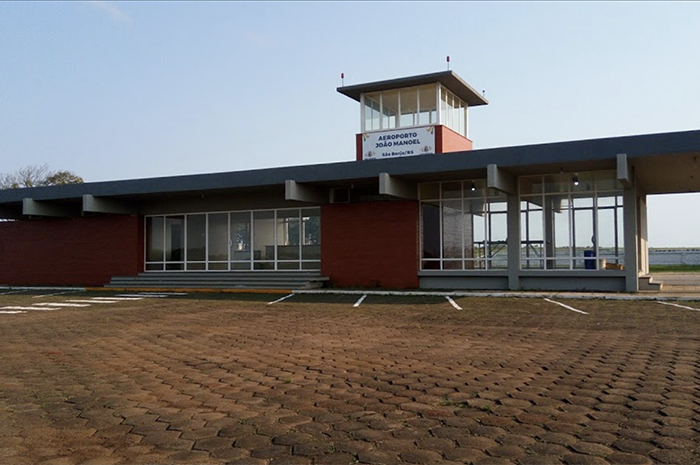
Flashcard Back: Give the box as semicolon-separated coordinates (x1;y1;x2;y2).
145;208;320;271
362;84;466;137
420;180;508;270
520;171;624;270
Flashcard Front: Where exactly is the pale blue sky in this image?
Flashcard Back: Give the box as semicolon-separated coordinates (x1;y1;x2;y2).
1;1;699;246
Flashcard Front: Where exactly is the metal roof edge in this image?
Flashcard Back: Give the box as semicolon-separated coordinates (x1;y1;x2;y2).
1;128;698;205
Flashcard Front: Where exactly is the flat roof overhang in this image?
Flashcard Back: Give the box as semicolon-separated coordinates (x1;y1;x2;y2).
337;70;489;107
1;129;699;218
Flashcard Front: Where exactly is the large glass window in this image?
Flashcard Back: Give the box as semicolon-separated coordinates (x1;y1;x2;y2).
420;180;507;270
164;216;185;270
520;171;624;270
145;208;321;271
145;216;164;270
301;208;321;269
208;213;229;270
230;212;251;270
186;214;206;270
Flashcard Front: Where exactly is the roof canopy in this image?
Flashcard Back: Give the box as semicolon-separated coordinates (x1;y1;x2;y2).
1;129;699;220
337;71;489;107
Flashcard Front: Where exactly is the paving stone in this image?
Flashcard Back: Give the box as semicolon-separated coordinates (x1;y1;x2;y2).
268;455;311;465
486;444;527;459
249;445;292;459
193;436;234;451
650;449;699;464
2;297;699;465
612;439;656;455
443;447;487;462
234;434;271;449
517;456;564;465
456;436;499;450
570;441;614;456
400;449;444;463
357;449;399;464
606;453;654;465
473;457;516;465
317;452;359;465
562;454;611;465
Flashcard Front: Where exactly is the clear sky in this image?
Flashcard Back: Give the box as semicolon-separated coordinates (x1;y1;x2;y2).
1;2;699;246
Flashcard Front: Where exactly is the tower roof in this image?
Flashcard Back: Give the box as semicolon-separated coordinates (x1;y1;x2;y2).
337;70;489;107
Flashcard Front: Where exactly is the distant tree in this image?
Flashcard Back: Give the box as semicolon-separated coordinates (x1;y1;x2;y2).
0;164;83;189
44;170;84;186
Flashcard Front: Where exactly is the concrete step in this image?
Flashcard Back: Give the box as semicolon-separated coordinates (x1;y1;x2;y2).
639;275;663;291
106;271;328;290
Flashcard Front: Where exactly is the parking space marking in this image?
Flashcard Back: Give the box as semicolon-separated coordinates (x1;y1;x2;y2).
33;302;91;308
135;292;188;296
268;294;294;305
544;298;588;314
445;296;462;310
353;294;367;308
116;294;169;298
0;290;25;296
32;290;81;299
658;301;700;312
67;300;119;304
1;306;61;311
1;295;150;316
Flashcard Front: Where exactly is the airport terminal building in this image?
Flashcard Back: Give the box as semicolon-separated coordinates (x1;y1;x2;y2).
1;71;699;292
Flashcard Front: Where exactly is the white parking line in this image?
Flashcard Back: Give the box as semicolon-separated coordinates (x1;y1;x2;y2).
116;294;168;298
268;294;294;305
353;294;367;308
544;298;588;314
32;290;81;299
1;306;61;311
67;300;118;304
445;296;462;310
0;290;24;296
133;292;188;296
658;301;700;312
0;310;27;314
92;297;143;301
33;302;91;308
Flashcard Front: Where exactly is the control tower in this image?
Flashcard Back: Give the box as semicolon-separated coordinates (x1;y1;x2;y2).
337;71;488;160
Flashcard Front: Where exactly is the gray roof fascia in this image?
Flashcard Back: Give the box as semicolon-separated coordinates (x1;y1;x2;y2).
337;71;489;107
1;129;698;207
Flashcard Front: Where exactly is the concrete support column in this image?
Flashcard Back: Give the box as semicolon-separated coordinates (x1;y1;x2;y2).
639;194;649;275
507;192;521;290
623;184;639;292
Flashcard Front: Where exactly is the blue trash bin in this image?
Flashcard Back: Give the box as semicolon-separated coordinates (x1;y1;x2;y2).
584;250;596;269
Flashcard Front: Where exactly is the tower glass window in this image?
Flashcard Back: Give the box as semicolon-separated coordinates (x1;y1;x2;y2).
361;83;468;137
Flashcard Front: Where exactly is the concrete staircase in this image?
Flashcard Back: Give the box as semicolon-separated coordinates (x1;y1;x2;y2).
638;275;663;291
105;271;328;290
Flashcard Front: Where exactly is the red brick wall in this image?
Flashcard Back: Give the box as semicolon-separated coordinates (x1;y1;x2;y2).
436;125;473;153
356;133;363;161
0;215;143;286
321;201;419;288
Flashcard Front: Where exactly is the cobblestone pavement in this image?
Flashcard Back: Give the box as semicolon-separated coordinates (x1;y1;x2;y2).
0;292;698;465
